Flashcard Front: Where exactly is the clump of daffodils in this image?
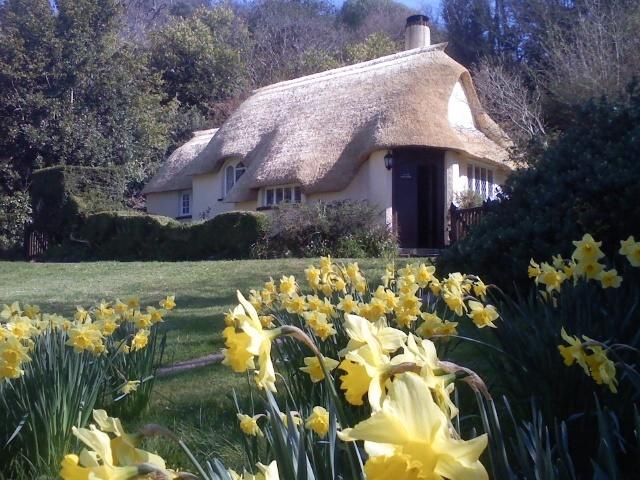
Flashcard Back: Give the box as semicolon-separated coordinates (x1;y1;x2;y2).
0;295;175;382
529;234;640;393
529;234;639;295
220;258;495;479
558;328;618;393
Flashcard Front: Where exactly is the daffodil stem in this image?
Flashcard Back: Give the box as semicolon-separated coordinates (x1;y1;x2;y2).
178;439;209;480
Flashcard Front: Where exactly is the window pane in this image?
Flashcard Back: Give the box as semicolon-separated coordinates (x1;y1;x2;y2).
284;187;292;203
275;188;284;204
225;166;234;194
480;168;487;198
487;170;494;199
181;193;190;215
235;162;246;181
265;189;273;206
474;167;481;193
294;186;302;203
467;165;473;190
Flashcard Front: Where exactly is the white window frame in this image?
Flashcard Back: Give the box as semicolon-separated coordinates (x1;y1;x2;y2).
466;163;495;200
180;191;191;216
262;185;303;207
223;161;247;197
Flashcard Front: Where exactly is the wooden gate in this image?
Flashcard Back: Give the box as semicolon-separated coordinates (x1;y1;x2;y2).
24;228;49;261
449;203;488;244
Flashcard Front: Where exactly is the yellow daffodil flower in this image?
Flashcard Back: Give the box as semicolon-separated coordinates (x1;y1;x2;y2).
467;301;499;328
305;406;330;438
131;330;149;351
572;234;604;262
236;291;282;392
299;355;340;382
598;269;622;288
557;328;589;375
159;295;176;310
279;275;297;297
237;413;264;437
118;381;140;395
278;410;303;427
619;236;640;267
585;345;617;393
339;372;488;480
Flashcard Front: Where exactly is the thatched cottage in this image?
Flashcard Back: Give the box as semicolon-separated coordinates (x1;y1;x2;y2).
143;15;511;250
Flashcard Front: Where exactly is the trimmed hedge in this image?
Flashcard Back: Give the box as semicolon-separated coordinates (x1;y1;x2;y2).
30;166;125;243
77;210;269;260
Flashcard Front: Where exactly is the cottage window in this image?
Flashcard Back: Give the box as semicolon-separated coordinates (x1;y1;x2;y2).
235;162;246;181
180;192;191;216
224;161;246;196
466;163;495;200
263;185;303;207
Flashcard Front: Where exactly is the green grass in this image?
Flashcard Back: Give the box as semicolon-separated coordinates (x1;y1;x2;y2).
0;258;392;471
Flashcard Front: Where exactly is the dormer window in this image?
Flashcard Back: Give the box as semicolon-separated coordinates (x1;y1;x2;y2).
224;161;246;196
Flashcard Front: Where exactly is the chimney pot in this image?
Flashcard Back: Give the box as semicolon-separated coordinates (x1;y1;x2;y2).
405;14;430;50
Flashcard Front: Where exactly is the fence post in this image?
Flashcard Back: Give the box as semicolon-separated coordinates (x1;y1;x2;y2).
449;203;458;245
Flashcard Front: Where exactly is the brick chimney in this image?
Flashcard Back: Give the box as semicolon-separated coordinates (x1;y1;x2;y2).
404;15;430;50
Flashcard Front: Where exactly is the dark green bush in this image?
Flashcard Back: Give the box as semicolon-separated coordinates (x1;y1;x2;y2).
252;201;397;258
438;84;640;288
76;210;268;261
30;166;126;244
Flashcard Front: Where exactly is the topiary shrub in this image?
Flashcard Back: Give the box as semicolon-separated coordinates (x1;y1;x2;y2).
438;83;640;288
30;166;126;244
253;200;397;258
76;210;268;260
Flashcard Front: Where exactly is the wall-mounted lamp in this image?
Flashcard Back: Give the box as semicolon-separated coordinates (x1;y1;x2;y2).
384;150;394;170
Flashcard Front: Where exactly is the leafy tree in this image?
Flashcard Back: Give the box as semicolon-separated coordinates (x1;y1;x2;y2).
147;6;249;122
441;0;493;65
0;0;175;187
344;32;400;64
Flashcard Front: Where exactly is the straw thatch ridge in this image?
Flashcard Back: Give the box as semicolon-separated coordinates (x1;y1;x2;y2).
142;128;218;194
182;44;510;203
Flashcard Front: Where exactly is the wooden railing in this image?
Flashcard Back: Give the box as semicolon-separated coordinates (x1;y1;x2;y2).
24;228;49;261
449;202;489;244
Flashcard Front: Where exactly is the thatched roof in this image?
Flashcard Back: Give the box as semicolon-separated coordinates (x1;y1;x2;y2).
142;128;218;194
183;44;510;203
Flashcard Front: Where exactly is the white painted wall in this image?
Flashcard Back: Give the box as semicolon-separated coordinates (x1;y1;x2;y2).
192;172;231;220
306;149;393;226
448;81;476;130
146;191;183;219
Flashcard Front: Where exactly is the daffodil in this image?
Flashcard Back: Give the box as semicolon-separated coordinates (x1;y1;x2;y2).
337;294;359;314
305;406;330;438
585;345;617;393
574;259;604;280
222;324;256;373
118;381;140;395
236;291;282;391
416;264;436;287
467;301;499;329
279;275;297;296
237;413;264;437
619;235;640;266
159;295;176;310
131;330;149;351
339;372;488;480
572;234;604;262
66;323;104;353
1;302;22;320
598;269;622;288
557;328;589;375
299;355;340;382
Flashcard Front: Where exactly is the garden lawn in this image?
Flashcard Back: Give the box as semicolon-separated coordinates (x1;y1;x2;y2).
0;258;392;470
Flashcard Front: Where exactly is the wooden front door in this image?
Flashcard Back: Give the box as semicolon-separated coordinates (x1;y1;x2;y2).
392;148;445;249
